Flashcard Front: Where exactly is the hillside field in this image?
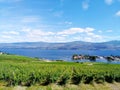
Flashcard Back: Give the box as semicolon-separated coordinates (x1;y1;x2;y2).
0;54;120;90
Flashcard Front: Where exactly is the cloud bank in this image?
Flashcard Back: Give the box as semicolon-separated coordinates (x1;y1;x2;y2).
115;10;120;16
0;27;103;43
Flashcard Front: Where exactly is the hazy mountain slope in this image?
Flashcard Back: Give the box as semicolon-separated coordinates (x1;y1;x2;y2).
0;40;120;50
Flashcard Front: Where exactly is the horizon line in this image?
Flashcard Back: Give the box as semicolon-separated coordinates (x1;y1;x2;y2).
0;40;119;44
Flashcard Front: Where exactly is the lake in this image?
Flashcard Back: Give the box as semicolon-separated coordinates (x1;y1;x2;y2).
1;48;120;63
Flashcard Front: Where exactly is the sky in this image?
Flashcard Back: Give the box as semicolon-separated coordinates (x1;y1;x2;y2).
0;0;120;43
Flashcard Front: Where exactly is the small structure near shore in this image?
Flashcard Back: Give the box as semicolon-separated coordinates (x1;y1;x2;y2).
72;54;98;61
72;54;120;62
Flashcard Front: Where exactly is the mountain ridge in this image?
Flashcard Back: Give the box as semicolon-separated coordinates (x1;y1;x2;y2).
0;40;120;50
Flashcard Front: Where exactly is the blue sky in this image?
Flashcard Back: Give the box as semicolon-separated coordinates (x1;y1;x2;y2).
0;0;120;43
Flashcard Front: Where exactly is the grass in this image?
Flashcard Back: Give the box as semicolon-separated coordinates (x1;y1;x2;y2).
0;54;120;90
0;54;39;62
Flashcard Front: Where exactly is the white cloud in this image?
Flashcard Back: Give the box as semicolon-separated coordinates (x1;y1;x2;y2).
98;30;102;33
21;28;31;32
22;28;55;36
84;27;95;33
57;28;84;35
105;0;113;5
57;27;94;35
106;30;113;32
29;30;54;36
0;0;22;3
2;31;20;35
64;21;72;25
1;35;13;39
115;11;120;16
82;0;89;10
86;32;103;42
0;27;104;43
21;16;40;23
58;21;72;26
84;37;93;42
24;27;102;42
53;11;63;17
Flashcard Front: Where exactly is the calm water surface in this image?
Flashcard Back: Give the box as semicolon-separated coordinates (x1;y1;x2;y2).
1;48;120;63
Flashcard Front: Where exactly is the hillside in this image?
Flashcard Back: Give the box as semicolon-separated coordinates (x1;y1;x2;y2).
0;40;120;50
0;54;39;62
0;54;120;90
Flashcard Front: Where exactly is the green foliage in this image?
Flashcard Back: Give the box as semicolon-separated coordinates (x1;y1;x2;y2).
0;55;120;86
0;54;39;62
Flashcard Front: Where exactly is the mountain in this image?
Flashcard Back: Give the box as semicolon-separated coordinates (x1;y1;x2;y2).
0;40;120;50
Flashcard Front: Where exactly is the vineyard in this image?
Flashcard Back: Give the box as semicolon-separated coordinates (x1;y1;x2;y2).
0;54;120;87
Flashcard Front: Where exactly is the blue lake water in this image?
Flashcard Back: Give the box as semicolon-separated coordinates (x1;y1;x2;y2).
1;48;120;63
